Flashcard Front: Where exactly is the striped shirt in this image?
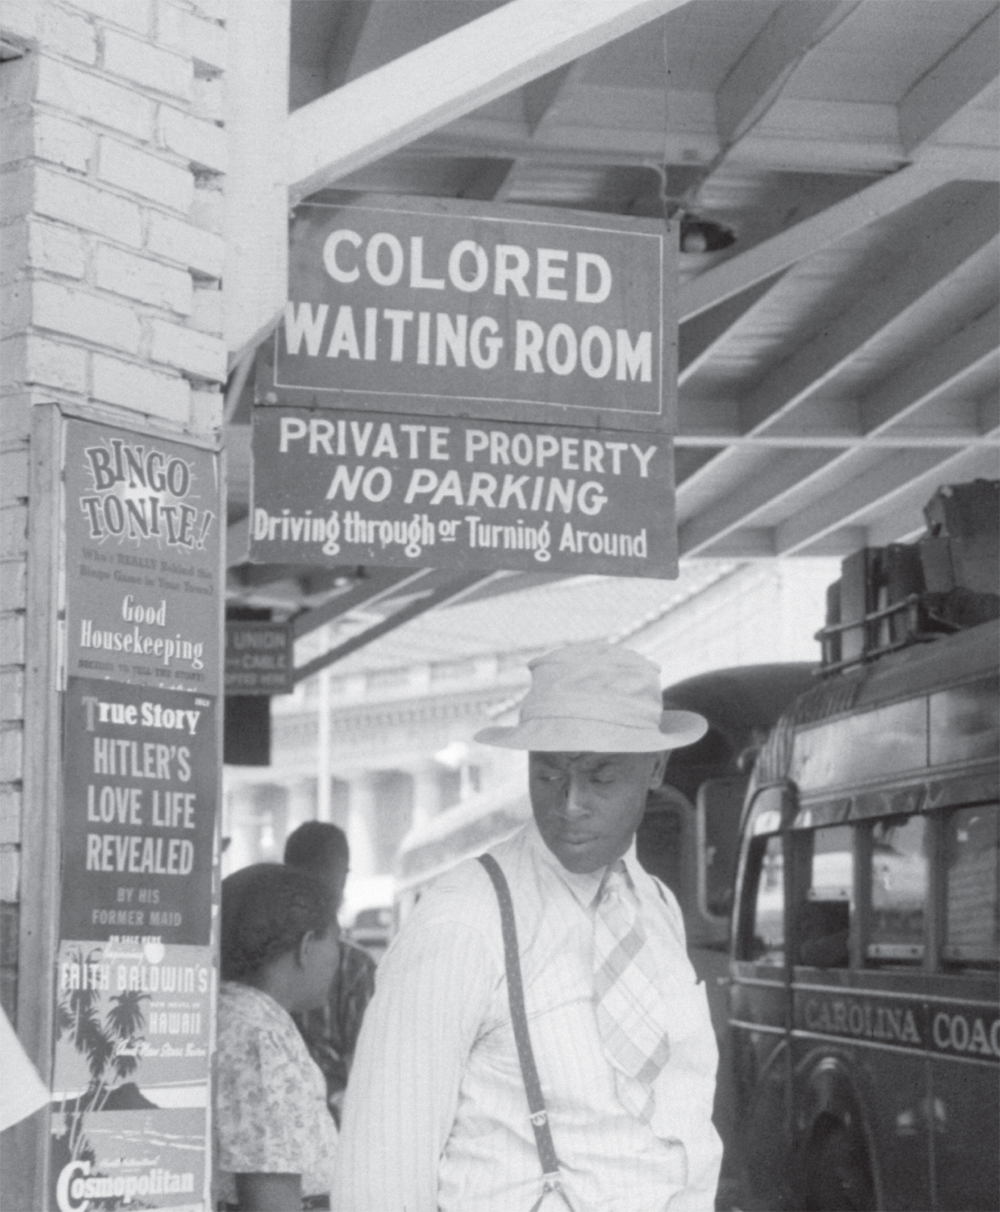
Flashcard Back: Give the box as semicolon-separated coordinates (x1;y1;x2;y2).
333;822;721;1212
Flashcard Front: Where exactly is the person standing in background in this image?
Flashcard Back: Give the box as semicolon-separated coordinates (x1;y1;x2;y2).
215;863;339;1211
284;821;376;1126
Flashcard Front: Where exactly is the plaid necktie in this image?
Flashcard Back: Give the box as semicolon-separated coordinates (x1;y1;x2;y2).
592;859;671;1122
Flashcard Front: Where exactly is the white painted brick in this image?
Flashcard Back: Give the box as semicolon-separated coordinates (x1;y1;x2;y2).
189;0;225;23
0;615;24;665
1;0;36;43
0;505;28;557
0;334;89;394
1;280;31;332
0;49;34;107
0;453;27;502
36;55;153;141
192;76;224;124
187;12;226;73
0;845;21;901
191;286;222;334
67;0;151;36
189;184;223;235
189;387;223;433
0;112;32;167
0;225;28;285
146;212;223;278
0;562;26;614
155;7;226;73
33;281;141;353
102;30;191;100
0;671;24;721
0;788;21;846
94;244;192;313
98;137;193;212
0;166;33;221
34;165;143;245
40;7;98;65
155;1;186;52
27;219;88;279
91;353;190;421
0;559;26;615
0;393;40;443
34;113;93;174
157;106;226;173
149;319;226;381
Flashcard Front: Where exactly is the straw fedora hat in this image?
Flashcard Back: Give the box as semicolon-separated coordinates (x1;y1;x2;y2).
474;642;708;753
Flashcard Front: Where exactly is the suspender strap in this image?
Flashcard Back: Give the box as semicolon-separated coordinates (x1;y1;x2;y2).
477;853;572;1210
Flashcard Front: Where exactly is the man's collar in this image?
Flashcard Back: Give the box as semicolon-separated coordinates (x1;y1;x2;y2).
526;820;640;908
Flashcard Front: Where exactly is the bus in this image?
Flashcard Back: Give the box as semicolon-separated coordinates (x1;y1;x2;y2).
728;613;999;1212
725;479;1000;1210
394;478;999;1212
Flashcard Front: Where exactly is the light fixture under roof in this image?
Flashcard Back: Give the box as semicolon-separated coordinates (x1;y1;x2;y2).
679;213;737;254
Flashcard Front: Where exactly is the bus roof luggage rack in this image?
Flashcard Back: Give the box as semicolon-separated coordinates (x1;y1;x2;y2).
817;479;999;676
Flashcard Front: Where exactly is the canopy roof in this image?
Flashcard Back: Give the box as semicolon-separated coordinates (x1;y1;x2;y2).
225;0;998;673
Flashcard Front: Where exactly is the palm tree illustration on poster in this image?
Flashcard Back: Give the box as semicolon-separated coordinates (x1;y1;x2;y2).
54;945;150;1163
49;940;211;1211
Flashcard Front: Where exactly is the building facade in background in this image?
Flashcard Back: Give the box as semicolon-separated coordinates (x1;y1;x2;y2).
224;559;837;919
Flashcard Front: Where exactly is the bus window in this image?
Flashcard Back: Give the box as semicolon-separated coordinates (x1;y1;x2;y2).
943;803;999;967
744;835;784;964
797;825;852;968
868;815;927;962
697;777;746;920
636;802;684;902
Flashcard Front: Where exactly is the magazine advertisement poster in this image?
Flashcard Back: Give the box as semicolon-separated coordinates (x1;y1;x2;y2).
60;676;217;947
63;418;222;696
50;939;212;1212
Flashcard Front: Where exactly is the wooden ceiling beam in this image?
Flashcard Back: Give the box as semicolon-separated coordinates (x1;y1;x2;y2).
739;192;1000;433
322;1;376;93
715;0;858;147
686;528;777;559
422;93;901;169
287;0;687;204
678;271;786;384
677;164;948;321
678;449;835;556
292;571;499;683
674;428;999;450
864;444;1000;548
899;8;1000;156
774;448;963;555
291;568;435;640
489;57;591;204
860;303;1000;435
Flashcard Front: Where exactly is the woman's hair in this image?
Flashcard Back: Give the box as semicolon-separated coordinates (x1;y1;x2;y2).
221;863;335;982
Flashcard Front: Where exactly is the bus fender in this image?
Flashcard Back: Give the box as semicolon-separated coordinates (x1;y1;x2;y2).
795;1050;882;1210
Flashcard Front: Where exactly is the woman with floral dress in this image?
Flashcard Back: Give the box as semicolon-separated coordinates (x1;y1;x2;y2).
215;863;340;1211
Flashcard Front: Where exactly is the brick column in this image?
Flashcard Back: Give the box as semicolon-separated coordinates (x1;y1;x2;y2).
0;2;229;1204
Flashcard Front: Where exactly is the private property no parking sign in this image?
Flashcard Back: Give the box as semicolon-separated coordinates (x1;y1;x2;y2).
252;194;678;577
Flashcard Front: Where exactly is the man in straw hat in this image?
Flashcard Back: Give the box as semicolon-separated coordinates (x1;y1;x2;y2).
334;642;722;1212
